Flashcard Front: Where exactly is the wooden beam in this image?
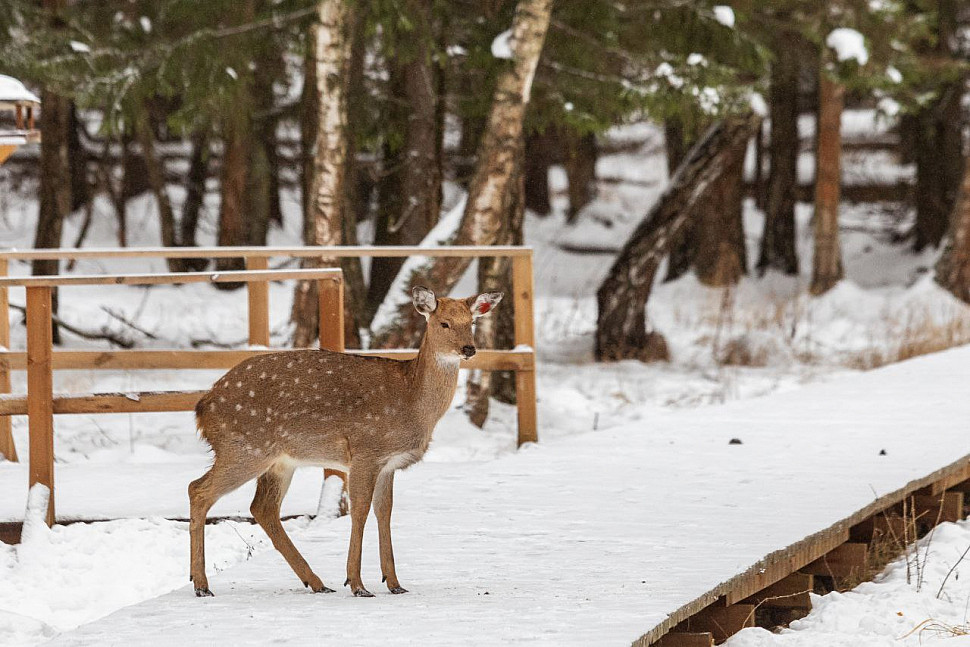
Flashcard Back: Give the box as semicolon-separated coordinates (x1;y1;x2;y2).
0;245;534;262
0;348;535;372
0;267;343;288
919;463;970;496
686;603;754;643
743;573;813;610
25;286;54;526
318;276;345;352
512;253;538;446
656;632;714;647
801;542;868;580
245;257;270;347
914;492;965;524
0;145;17;165
0;257;15;461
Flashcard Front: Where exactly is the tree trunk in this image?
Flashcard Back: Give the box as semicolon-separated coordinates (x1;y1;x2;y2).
179;130;210;271
595;115;760;362
757;38;800;276
912;95;964;251
694;136;747;286
524;128;553;215
935;159;970;303
810;73;844;296
664;116;697;281
68;104;90;213
564;130;596;222
215;111;252;281
134;107;189;273
291;0;353;348
370;0;553;349
33;89;72;344
367;0;441;319
465;142;525;426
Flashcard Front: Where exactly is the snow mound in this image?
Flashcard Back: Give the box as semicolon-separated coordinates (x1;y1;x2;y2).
827;28;869;65
0;75;40;104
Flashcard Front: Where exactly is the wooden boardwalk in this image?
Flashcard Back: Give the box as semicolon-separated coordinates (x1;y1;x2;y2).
28;346;970;646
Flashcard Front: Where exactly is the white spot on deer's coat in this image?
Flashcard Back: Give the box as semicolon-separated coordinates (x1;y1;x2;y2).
287;361;294;368
236;382;242;388
209;403;216;411
260;372;267;379
294;378;300;384
251;409;257;416
235;404;242;411
219;396;226;403
249;390;255;397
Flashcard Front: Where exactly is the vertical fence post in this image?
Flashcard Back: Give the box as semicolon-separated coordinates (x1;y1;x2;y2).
512;252;538;446
245;256;270;347
0;258;15;462
317;273;348;510
26;286;55;526
318;274;345;353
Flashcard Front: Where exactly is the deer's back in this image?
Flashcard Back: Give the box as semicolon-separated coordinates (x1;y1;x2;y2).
196;350;415;458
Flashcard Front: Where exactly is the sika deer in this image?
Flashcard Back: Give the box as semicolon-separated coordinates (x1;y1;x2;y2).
189;286;502;597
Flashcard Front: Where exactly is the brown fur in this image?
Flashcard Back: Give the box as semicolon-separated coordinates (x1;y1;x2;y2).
188;289;501;597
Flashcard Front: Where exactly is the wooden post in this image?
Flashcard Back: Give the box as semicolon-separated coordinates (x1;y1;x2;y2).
0;258;16;462
27;107;35;131
512;253;538;445
317;274;347;509
26;286;55;527
318;276;345;353
245;257;270;347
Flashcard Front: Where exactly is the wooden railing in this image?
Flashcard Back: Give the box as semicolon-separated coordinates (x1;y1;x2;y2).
0;246;538;526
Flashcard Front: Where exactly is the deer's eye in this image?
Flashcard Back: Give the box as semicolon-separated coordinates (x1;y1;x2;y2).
440;322;450;329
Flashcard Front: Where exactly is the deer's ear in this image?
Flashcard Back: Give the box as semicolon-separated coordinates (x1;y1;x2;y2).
468;292;503;319
412;286;438;318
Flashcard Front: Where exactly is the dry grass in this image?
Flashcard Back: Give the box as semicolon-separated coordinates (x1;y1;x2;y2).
847;312;970;370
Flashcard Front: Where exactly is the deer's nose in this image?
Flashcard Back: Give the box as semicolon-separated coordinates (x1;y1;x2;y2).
461;345;476;358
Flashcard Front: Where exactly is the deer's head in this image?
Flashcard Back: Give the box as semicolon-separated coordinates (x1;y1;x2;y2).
412;286;503;360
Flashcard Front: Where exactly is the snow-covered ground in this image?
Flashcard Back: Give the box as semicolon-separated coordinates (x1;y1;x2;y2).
20;346;970;646
1;110;969;644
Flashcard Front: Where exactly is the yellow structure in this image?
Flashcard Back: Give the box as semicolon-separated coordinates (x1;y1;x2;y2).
0;74;41;165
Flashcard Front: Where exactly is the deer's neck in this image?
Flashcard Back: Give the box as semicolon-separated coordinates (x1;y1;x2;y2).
407;333;460;426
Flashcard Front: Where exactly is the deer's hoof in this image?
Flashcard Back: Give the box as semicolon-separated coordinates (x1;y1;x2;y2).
389;586;409;595
312;584;336;594
352;588;375;598
194;587;214;597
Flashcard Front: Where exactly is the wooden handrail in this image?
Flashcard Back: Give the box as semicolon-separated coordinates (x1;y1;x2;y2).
0;267;343;288
0;348;535;372
0;245;533;261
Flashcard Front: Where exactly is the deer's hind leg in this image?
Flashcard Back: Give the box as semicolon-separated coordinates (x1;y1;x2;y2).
251;460;333;593
189;456;267;597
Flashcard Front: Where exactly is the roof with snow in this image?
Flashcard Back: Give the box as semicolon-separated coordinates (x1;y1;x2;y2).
0;74;41;107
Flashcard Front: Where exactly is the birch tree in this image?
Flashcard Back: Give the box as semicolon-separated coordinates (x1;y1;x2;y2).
369;0;554;349
291;0;353;348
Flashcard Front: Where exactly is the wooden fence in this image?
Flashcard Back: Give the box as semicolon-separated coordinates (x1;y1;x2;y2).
0;246;538;527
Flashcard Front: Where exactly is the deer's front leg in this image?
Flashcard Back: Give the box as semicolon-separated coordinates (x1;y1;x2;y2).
374;469;406;593
345;461;378;597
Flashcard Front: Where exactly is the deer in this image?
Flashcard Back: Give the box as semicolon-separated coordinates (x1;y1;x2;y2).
188;286;502;598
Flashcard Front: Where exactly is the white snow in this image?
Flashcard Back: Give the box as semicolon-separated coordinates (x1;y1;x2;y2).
827;28;869;66
491;29;514;60
714;5;736;28
886;66;903;83
31;347;970;645
727;520;970;646
0;75;40;104
69;41;91;54
750;92;768;117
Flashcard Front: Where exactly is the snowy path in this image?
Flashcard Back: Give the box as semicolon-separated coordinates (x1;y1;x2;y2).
38;347;970;645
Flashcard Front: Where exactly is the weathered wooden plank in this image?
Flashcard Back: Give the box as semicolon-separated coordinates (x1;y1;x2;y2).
0;348;535;373
725;530;847;604
0;267;343;288
914;492;965;524
656;632;714;647
686;603;755;643
0;245;534;261
743;573;813;610
25;286;54;526
801;542;868;580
